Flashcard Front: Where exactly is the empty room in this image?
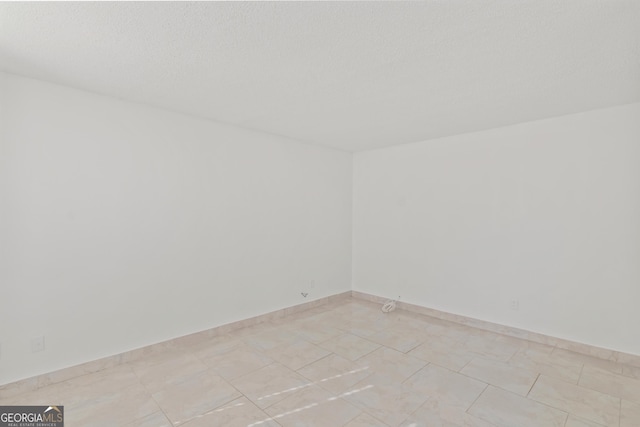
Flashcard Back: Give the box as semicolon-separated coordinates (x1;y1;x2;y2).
1;1;639;426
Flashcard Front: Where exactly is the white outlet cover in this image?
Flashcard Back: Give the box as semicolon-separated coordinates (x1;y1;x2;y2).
31;336;45;353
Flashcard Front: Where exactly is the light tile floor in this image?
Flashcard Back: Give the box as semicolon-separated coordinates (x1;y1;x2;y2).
2;298;640;426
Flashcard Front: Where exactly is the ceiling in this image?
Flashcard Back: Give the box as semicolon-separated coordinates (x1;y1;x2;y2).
1;1;639;152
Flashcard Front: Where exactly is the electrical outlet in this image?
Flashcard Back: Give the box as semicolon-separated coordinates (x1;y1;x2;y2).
31;336;45;353
510;300;519;311
310;280;315;289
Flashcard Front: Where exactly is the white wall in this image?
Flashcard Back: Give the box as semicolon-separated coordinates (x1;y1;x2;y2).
2;70;639;387
0;72;352;385
354;103;640;355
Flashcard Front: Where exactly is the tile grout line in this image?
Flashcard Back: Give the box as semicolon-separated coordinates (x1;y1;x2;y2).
527;374;619;427
577;361;586;386
465;382;490;414
147;392;174;427
525;372;541;399
618;397;622;427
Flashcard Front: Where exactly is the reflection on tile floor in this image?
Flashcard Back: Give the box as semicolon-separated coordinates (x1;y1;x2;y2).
2;298;640;426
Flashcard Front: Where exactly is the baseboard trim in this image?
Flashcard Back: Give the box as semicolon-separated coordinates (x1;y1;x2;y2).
0;291;351;399
351;290;640;368
4;289;637;400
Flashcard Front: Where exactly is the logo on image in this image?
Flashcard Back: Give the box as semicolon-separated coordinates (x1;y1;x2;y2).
0;406;64;427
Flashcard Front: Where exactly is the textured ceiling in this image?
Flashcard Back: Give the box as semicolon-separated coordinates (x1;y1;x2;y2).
1;1;639;151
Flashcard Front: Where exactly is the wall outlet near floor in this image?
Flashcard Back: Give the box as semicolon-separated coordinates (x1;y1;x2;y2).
31;336;45;353
510;300;520;311
301;279;315;297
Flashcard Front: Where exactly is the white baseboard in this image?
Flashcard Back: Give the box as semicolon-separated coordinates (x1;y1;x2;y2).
0;291;351;399
351;290;640;368
4;289;637;401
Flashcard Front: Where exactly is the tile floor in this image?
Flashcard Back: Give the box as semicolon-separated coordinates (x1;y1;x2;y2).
2;298;640;426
